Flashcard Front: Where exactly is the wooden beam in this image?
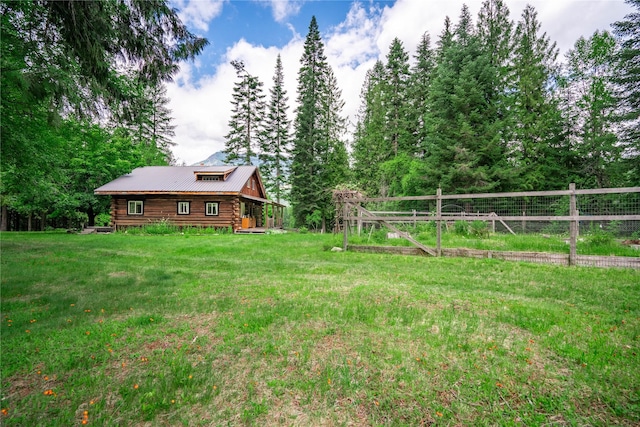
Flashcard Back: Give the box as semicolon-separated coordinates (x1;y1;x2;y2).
355;205;437;257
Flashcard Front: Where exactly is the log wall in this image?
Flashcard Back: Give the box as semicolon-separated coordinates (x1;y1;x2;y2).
112;195;239;230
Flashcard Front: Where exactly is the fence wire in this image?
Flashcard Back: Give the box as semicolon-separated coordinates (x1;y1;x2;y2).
342;186;640;269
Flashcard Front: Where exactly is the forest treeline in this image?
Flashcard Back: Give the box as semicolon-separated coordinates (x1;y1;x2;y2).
0;0;206;230
227;0;639;230
1;0;638;231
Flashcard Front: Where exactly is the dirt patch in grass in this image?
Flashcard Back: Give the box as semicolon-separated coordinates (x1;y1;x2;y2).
108;271;129;278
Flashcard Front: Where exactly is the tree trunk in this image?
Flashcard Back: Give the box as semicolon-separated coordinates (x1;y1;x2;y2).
1;205;7;231
28;212;32;231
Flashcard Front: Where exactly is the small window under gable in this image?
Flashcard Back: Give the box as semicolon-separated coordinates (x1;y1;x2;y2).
194;167;236;182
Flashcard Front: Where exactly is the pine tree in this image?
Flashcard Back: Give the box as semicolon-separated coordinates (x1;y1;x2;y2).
147;84;177;164
319;67;350;213
224;60;266;165
107;76;176;165
612;0;640;184
422;5;509;193
384;38;412;156
291;16;348;230
291;17;327;228
563;31;621;188
260;54;291;203
510;5;568;190
352;60;389;196
409;32;436;157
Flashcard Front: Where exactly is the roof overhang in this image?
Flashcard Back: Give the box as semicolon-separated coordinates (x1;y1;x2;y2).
94;191;242;196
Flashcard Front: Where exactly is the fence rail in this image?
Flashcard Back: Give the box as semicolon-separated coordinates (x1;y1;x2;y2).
337;184;640;268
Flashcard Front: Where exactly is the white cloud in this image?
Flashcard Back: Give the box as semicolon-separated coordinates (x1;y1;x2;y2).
168;37;305;165
268;0;304;23
174;0;225;32
169;0;635;165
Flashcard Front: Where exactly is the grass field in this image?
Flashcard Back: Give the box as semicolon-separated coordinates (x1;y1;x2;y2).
1;232;639;426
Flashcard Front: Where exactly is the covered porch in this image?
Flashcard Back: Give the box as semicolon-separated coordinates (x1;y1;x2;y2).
238;196;285;233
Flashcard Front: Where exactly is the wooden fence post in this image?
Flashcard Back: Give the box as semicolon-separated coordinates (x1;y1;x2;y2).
436;188;442;257
343;202;349;251
569;183;577;266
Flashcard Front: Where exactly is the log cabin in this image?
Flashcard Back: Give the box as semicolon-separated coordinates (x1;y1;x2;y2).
94;165;284;232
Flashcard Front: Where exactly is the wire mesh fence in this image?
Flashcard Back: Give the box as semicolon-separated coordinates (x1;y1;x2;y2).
336;185;640;269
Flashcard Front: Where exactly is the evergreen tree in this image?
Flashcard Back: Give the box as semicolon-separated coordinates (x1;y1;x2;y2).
224;60;266;165
409;32;436;157
435;16;455;60
563;31;621;188
352;60;388;196
291;16;329;228
147;84;177;164
319;67;350;212
291;16;347;230
422;5;509;194
0;0;203;230
477;0;513;74
612;0;640;184
260;54;291;203
384;38;412;156
510;5;568;190
112;78;177;164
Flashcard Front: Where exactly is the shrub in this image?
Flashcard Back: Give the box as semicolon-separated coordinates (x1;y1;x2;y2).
453;221;469;236
143;219;178;235
469;220;489;238
585;227;615;246
94;213;111;226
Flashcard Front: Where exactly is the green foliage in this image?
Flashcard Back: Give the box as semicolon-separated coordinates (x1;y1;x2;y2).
94;213;112;227
225;60;266;165
422;5;510;194
563;30;621;188
291;17;349;229
585;225;615;246
1;0;204;230
260;54;291;204
612;0;640;165
305;210;323;231
453;220;470;236
469;220;490;238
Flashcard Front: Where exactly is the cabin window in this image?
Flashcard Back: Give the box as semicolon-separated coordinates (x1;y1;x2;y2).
252;179;256;190
177;201;190;215
198;175;221;181
128;200;143;215
205;202;219;216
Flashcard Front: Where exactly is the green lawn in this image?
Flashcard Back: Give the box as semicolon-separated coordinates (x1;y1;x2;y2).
1;232;639;426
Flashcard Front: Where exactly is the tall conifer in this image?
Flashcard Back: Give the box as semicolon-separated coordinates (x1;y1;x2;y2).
291;16;347;230
261;54;291;203
352;60;388;196
224;60;266;165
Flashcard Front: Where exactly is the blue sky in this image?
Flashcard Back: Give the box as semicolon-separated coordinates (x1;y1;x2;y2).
166;0;635;165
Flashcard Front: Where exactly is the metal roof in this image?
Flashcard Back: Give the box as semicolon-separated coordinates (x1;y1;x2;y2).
94;166;263;195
